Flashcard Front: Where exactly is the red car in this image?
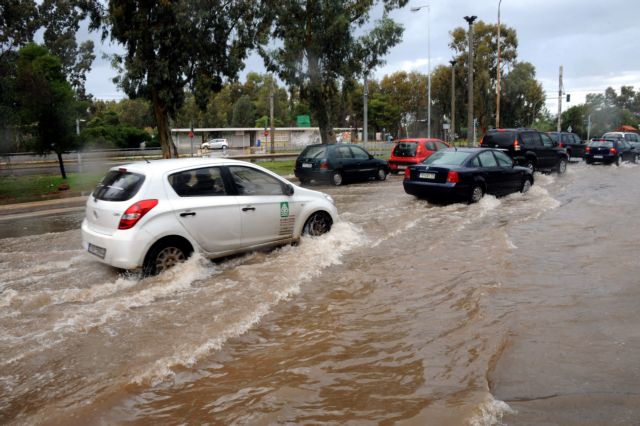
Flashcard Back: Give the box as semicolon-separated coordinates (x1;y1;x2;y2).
388;138;450;174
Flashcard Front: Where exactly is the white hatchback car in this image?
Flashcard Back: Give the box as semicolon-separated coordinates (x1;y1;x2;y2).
201;138;229;150
82;158;338;275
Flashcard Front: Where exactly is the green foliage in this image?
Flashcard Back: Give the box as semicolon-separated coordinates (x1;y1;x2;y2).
80;110;151;149
38;0;102;97
450;20;519;133
231;95;256;127
500;62;545;128
108;0;265;157
15;44;77;156
262;0;407;143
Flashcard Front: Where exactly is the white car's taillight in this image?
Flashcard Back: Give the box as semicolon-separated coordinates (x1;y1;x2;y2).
119;199;158;230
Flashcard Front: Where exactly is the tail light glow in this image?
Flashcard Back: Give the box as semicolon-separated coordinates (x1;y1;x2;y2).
514;140;521;151
446;171;459;184
404;168;411;180
319;160;329;170
610;148;617;154
585;146;590;153
119;199;158;230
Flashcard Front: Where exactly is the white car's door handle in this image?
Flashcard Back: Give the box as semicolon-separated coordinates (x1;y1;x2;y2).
242;206;256;212
180;212;196;217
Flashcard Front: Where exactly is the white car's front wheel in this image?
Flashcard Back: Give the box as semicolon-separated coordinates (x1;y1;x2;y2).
303;212;333;236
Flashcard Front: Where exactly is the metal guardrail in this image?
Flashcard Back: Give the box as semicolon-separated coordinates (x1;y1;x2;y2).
0;142;394;170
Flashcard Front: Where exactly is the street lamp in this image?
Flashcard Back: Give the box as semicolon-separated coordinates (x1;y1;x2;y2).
496;0;503;129
411;4;431;138
449;59;456;143
464;15;477;145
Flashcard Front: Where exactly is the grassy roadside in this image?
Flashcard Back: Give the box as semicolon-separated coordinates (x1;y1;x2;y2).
0;160;298;205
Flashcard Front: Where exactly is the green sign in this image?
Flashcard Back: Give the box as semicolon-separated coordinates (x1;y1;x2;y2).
280;202;290;217
296;115;311;127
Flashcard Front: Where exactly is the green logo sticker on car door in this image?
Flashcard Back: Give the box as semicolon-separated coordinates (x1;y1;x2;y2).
280;201;290;217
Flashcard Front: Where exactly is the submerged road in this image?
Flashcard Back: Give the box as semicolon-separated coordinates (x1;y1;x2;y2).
1;162;639;425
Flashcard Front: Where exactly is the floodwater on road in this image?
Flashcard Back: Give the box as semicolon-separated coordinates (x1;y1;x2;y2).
1;162;639;425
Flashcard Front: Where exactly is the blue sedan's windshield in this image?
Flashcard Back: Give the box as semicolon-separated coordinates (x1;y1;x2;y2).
423;151;470;166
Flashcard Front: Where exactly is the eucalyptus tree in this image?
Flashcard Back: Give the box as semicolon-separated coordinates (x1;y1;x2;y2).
261;0;407;144
107;0;266;158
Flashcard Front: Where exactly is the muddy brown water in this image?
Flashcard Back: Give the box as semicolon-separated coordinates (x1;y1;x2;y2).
1;162;639;425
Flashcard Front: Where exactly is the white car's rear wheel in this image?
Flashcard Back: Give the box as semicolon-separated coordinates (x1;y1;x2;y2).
144;239;192;275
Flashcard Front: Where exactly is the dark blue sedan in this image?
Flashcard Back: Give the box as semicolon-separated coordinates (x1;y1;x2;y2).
403;148;534;203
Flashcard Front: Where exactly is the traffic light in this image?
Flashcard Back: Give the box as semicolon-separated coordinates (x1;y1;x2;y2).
566;94;571;102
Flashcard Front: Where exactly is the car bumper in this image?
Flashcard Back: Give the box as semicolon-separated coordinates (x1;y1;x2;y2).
403;180;471;201
389;161;418;172
585;154;615;163
81;219;153;270
295;169;333;182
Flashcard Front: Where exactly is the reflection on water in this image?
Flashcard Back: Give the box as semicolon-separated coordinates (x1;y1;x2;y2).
1;163;640;425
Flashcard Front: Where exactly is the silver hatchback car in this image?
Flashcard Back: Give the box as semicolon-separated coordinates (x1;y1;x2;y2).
82;158;338;275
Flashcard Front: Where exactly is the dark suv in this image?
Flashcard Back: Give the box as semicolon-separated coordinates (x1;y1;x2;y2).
480;128;569;173
294;143;389;186
547;132;586;158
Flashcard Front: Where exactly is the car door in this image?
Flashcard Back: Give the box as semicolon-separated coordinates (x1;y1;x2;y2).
166;166;243;254
572;134;586;157
493;150;521;193
333;145;358;179
349;145;378;179
539;133;558;168
477;150;505;195
226;165;301;247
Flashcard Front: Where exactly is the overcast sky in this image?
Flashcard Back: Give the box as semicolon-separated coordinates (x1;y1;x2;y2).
85;0;640;115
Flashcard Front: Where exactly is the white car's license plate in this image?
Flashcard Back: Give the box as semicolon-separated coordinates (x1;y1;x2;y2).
88;243;106;259
302;163;313;168
594;155;603;159
398;165;407;170
419;172;436;179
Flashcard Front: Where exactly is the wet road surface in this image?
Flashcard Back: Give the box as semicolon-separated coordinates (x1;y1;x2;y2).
1;162;639;425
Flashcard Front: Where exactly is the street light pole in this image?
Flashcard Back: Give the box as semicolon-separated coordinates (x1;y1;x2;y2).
449;59;456;144
411;4;431;138
464;15;477;146
496;0;502;129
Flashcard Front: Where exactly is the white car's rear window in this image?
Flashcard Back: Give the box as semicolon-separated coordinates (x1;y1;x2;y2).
93;170;145;202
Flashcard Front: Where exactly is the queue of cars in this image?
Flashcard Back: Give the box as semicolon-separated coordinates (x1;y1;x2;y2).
83;130;640;274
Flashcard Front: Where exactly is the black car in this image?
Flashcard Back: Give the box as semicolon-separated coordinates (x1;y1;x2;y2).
294;143;389;186
403;148;534;203
584;139;638;165
480;128;568;173
547;131;586;158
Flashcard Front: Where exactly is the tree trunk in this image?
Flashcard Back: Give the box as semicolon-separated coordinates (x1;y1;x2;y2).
152;89;179;158
308;54;335;144
56;151;67;179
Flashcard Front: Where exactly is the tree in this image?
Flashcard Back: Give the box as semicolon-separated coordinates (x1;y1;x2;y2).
449;21;518;134
262;0;407;144
231;95;256;127
499;62;545;128
15;44;77;178
38;0;102;98
379;71;427;137
107;0;265;158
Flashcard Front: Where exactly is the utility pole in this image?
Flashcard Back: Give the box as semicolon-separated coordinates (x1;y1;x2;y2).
270;76;275;154
496;0;503;129
450;59;457;144
363;72;368;148
464;15;477;146
557;65;563;133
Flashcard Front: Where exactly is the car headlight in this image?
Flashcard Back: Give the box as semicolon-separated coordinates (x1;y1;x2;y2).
323;193;335;205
